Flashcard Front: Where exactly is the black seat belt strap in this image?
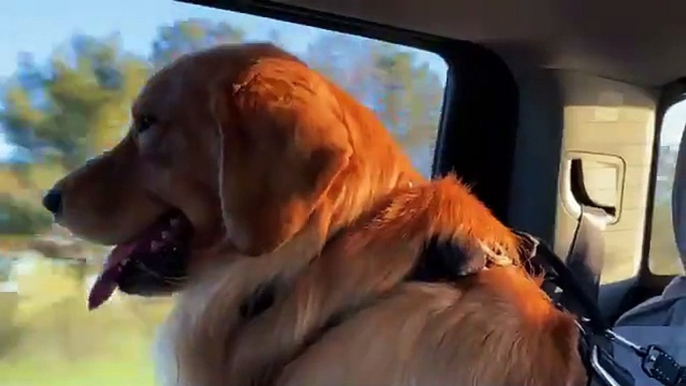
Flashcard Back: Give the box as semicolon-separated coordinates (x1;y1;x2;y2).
565;204;609;304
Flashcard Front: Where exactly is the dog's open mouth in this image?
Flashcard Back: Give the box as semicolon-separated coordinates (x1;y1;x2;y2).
88;210;194;310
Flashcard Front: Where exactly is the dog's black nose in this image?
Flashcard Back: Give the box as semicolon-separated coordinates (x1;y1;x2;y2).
42;189;63;215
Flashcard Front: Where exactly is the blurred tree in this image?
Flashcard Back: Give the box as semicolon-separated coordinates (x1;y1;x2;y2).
0;34;149;172
370;45;443;149
304;33;378;100
0;19;248;245
0;195;52;236
0;33;149;247
151;19;245;69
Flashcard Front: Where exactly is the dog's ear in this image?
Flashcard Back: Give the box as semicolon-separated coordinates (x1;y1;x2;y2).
211;58;351;256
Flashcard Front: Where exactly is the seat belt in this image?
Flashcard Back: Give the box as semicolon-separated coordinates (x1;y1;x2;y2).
542;203;624;385
561;204;609;309
556;206;686;386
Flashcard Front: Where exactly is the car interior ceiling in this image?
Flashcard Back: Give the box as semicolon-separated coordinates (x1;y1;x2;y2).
182;0;686;323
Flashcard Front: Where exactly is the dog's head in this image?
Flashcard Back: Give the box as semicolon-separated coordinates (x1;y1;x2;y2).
43;43;412;308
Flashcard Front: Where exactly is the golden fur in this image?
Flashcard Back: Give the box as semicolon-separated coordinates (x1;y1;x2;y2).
49;43;587;386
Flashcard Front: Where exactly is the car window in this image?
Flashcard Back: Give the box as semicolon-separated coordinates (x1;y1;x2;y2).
648;99;686;276
0;1;448;385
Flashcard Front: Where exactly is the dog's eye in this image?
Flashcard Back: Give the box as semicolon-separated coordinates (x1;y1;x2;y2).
136;115;157;133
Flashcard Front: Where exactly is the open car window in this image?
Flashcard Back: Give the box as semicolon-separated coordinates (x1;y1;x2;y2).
0;1;447;384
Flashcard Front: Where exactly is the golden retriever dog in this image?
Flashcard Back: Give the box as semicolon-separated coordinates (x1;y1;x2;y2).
43;42;586;386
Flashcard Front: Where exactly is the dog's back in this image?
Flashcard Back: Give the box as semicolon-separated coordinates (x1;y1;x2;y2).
276;267;587;386
268;178;588;386
187;176;588;386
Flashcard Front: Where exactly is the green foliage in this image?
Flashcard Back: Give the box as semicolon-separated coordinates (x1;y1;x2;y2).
0;195;52;235
151;19;245;69
0;34;150;170
371;48;443;148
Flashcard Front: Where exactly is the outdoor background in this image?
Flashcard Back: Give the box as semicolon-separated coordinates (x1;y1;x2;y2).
0;1;683;386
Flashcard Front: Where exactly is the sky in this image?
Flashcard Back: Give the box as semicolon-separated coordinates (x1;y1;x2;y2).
0;0;684;159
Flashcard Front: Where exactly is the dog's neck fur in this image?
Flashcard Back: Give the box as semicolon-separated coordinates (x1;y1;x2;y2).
155;159;422;386
328;169;423;236
155;220;328;386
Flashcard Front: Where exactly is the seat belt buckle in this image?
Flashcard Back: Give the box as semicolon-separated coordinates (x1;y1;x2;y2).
641;345;686;386
605;329;686;386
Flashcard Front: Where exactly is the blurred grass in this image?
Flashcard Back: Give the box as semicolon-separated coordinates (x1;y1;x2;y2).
0;355;155;386
0;256;172;386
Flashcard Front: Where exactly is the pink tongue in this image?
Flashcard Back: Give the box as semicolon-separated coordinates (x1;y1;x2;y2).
87;242;137;310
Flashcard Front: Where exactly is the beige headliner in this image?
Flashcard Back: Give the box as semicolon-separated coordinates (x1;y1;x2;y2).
275;0;686;87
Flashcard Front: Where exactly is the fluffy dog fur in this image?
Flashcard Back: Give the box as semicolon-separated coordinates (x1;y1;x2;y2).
48;43;587;386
